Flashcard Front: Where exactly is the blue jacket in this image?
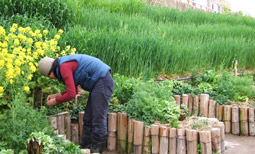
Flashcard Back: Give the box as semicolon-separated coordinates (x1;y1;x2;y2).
56;54;111;91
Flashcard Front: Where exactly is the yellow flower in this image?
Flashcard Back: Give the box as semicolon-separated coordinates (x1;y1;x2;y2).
25;27;31;32
60;50;66;56
54;34;60;40
43;30;48;35
10;27;16;33
14;39;20;46
35;42;41;48
0;60;4;69
58;29;63;35
22;71;24;75
12;24;18;29
36;49;45;56
0;26;6;36
14;59;21;66
71;48;76;52
9;79;14;84
66;45;71;51
5;36;9;41
2;49;8;54
0;86;4;93
27;38;33;44
18;27;25;33
24;86;30;92
32;33;36;37
38;34;42;38
2;42;8;48
27;74;33;80
30;66;36;72
35;29;40;34
33;52;38;59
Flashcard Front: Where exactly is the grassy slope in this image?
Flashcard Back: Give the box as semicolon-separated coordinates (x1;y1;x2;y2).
60;0;255;78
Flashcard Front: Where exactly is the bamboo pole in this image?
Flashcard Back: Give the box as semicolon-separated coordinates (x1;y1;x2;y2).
133;120;144;154
143;126;151;154
199;131;212;154
216;105;224;121
231;106;240;135
249;108;255;136
57;115;65;134
117;113;128;153
188;95;193;115
128;118;135;154
107;113;117;151
213;122;225;154
223;105;232;133
79;112;84;139
186;129;198;154
208;100;216;118
211;128;221;153
193;96;199;116
169;128;177;154
71;123;79;145
159;126;169;154
199;94;209;117
182;94;188;107
151;124;160;154
240;107;249;136
48;116;57;130
65;115;71;140
174;95;181;106
177;129;186;154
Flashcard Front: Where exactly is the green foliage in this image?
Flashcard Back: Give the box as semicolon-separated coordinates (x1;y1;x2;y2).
0;149;13;154
112;74;140;104
28;132;82;153
0;0;73;28
171;80;193;95
56;0;255;78
126;80;180;126
0;14;54;30
214;72;255;102
0;94;54;153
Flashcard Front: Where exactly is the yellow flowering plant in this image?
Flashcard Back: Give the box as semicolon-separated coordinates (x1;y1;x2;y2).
0;24;76;106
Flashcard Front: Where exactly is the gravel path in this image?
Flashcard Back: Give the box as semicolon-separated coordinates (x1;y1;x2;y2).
225;134;255;154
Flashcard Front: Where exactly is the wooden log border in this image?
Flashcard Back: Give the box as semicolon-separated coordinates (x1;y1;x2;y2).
48;94;255;154
173;94;255;137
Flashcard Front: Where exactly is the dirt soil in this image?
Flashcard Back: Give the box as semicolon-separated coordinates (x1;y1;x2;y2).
225;134;255;154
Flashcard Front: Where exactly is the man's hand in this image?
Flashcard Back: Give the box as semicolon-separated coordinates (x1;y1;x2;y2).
47;98;57;106
47;93;62;101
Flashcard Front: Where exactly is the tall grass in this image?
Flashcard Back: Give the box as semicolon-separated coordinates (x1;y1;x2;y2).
70;0;255;28
0;0;73;28
58;2;255;77
1;0;254;78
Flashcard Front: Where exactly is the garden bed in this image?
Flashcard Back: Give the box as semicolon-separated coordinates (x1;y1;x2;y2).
50;112;225;154
175;94;255;136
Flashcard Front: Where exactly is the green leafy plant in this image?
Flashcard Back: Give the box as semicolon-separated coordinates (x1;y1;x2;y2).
28;132;82;154
127;80;180;126
0;94;54;153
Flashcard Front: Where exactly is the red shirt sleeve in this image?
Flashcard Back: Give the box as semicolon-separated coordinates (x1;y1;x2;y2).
55;61;78;104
